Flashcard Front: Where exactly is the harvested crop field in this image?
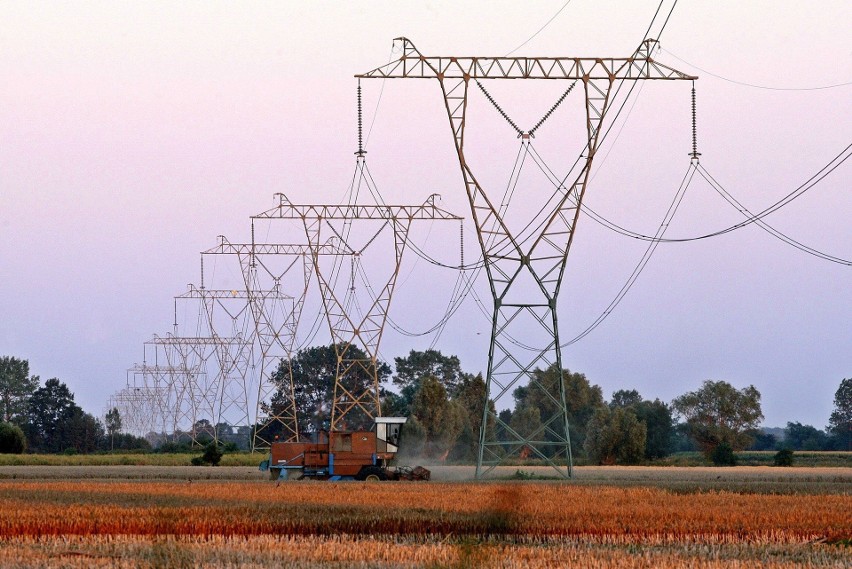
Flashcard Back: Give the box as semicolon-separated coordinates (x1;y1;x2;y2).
0;468;849;568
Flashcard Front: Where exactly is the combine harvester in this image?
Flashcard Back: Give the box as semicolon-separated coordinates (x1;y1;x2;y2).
260;417;430;481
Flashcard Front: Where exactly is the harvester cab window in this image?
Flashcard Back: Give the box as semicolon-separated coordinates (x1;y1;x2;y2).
387;423;400;447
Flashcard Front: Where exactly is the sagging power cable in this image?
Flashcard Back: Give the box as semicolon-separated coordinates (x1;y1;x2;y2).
560;163;698;348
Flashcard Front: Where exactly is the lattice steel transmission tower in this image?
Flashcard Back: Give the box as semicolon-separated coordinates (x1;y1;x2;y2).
358;38;696;478
122;362;189;440
201;235;349;450
176;283;256;437
106;386;161;439
252;189;462;432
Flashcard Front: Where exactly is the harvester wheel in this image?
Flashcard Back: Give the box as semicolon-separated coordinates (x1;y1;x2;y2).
356;466;387;482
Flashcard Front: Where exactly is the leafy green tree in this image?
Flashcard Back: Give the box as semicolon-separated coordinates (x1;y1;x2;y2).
610;389;642;409
61;408;104;454
633;399;674;460
106;432;151;451
410;376;465;459
202;441;223;465
24;378;77;453
449;373;494;461
105;407;122;451
380;390;408;417
609;391;674;460
774;448;794;467
672;380;763;456
509;404;542;440
783;422;830;451
748;430;778;451
584;406;646;465
397;415;426;459
267;344;390;435
393;349;466;410
0;357;39;424
710;441;737;466
828;378;851;451
0;422;27;454
670;422;700;452
22;378;103;454
495;408;513;444
192;419;216;443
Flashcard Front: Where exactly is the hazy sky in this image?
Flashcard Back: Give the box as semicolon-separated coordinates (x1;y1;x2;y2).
2;1;849;429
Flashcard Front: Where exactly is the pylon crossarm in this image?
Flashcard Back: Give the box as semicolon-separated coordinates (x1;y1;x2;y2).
357;37;696;81
176;284;264;300
253;198;463;222
203;239;345;257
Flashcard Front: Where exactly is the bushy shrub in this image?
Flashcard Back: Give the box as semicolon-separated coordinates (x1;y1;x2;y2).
710;442;737;466
202;442;223;466
191;441;223;466
774;448;794;467
0;422;27;454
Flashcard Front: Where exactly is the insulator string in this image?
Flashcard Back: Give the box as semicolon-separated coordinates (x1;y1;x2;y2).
690;82;700;161
356;79;365;157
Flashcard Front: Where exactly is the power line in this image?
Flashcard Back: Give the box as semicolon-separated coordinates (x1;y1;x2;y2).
661;48;852;91
560;163;698;348
695;164;852;266
576;142;851;247
504;1;573;57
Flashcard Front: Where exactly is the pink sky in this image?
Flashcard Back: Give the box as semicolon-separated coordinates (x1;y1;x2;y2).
1;1;850;428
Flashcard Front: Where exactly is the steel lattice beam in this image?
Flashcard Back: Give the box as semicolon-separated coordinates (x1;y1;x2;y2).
359;38;695;479
357;37;696;81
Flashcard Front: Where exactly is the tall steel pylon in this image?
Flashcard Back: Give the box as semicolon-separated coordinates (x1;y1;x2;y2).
358;38;696;478
252;188;463;432
201;235;349;450
106;384;164;439
164;280;258;444
124;360;192;441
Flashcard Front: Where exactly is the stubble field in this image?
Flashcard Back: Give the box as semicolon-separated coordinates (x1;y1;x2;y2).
0;466;849;568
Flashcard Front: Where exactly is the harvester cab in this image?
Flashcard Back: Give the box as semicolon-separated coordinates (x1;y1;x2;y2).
260;416;430;482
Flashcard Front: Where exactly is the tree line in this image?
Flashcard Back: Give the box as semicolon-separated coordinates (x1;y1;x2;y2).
264;346;852;464
0;356;149;454
2;351;850;459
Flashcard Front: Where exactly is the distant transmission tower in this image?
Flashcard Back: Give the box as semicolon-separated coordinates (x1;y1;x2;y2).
358;38;696;478
201;235;349;450
124;362;186;440
252;189;462;431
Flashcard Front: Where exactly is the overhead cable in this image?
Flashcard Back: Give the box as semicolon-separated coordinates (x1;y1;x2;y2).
660;48;852;91
503;0;574;57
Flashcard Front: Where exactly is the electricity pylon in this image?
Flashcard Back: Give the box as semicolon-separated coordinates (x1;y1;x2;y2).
124;362;190;440
358;38;696;478
169;280;259;443
201;235;348;450
107;385;162;438
252;189;463;432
